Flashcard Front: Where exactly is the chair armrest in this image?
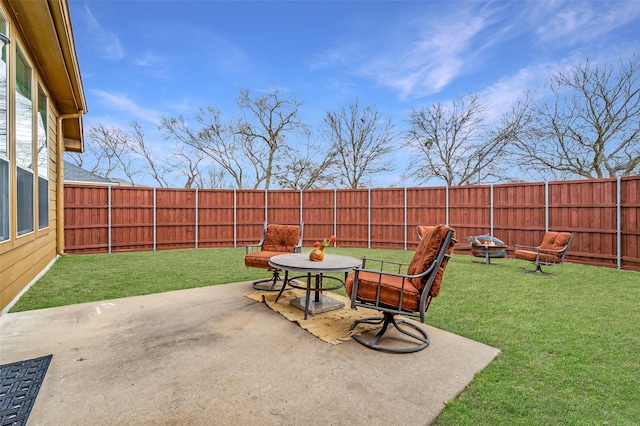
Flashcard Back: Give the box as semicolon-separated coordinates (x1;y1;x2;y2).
353;266;423;280
245;244;262;255
514;244;540;252
360;257;411;274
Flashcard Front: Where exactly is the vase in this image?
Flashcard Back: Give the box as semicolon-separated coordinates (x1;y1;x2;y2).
309;246;325;261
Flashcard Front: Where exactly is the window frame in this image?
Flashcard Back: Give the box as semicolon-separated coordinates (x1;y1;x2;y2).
15;43;34;238
37;84;48;230
0;13;9;243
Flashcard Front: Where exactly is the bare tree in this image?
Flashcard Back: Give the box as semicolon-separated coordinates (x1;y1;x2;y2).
161;85;306;190
274;133;339;189
515;54;640;179
199;167;232;189
321;99;396;188
128;122;170;187
68;124;138;183
160;108;247;188
405;93;532;186
168;145;204;188
236;84;306;189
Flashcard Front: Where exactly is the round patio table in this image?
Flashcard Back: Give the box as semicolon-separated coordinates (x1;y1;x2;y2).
269;253;362;320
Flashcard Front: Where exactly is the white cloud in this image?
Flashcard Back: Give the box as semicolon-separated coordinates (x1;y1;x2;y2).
312;5;504;100
79;4;125;60
311;1;640;102
90;90;163;124
534;1;640;45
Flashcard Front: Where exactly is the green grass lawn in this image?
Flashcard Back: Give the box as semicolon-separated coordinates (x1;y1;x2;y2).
9;247;640;424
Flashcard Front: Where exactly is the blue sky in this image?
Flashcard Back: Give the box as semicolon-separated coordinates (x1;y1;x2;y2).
68;0;640;188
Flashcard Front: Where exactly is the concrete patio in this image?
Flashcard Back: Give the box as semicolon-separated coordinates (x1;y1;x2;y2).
0;281;500;425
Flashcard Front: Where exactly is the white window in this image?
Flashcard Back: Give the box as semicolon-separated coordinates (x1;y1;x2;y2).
0;15;9;241
16;46;33;236
37;85;48;229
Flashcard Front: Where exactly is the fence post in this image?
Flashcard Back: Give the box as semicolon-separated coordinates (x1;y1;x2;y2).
445;185;449;225
108;186;112;253
195;188;198;249
153;188;157;251
404;187;407;251
545;181;549;232
265;189;268;222
490;183;494;236
333;189;337;244
300;189;303;226
617;177;622;270
368;188;371;249
233;189;237;248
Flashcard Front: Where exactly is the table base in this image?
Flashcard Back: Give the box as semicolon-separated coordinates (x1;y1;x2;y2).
290;295;345;315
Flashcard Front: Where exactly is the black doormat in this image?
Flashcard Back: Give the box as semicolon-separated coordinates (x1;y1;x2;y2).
0;355;52;426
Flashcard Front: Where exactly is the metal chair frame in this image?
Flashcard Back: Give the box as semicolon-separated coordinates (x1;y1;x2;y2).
514;233;573;277
245;222;303;291
348;228;456;353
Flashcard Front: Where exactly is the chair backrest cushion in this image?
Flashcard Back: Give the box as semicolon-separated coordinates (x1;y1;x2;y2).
407;224;455;297
262;224;301;252
540;231;572;252
416;225;432;240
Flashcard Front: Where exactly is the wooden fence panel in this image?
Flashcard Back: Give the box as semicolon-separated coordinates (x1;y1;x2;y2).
198;190;236;247
267;190;302;225
64;185;109;254
302;190;335;246
336;190;368;247
156;189;196;251
236;190;266;246
370;188;405;249
110;187;154;252
622;177;640;271
549;179;618;267
448;185;492;241
493;182;546;248
406;187;447;249
63;175;640;271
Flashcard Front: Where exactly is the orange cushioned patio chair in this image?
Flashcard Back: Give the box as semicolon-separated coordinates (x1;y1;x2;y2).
346;224;456;353
514;231;573;276
245;222;303;291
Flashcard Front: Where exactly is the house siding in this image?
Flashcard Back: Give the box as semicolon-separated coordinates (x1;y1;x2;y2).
0;1;85;312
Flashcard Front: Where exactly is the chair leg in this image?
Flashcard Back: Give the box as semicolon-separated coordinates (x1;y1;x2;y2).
522;263;556;278
350;312;430;353
252;269;288;291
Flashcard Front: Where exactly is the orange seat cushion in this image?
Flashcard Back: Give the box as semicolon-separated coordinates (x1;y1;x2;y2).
513;249;562;264
244;251;287;269
345;271;421;312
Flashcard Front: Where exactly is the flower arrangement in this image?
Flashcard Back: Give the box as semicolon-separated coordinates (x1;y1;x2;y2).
309;235;337;261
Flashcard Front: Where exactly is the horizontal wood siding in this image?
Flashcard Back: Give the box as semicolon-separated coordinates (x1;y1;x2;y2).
63;176;640;271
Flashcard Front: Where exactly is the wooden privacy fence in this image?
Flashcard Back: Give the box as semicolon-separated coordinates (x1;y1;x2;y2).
64;175;640;271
